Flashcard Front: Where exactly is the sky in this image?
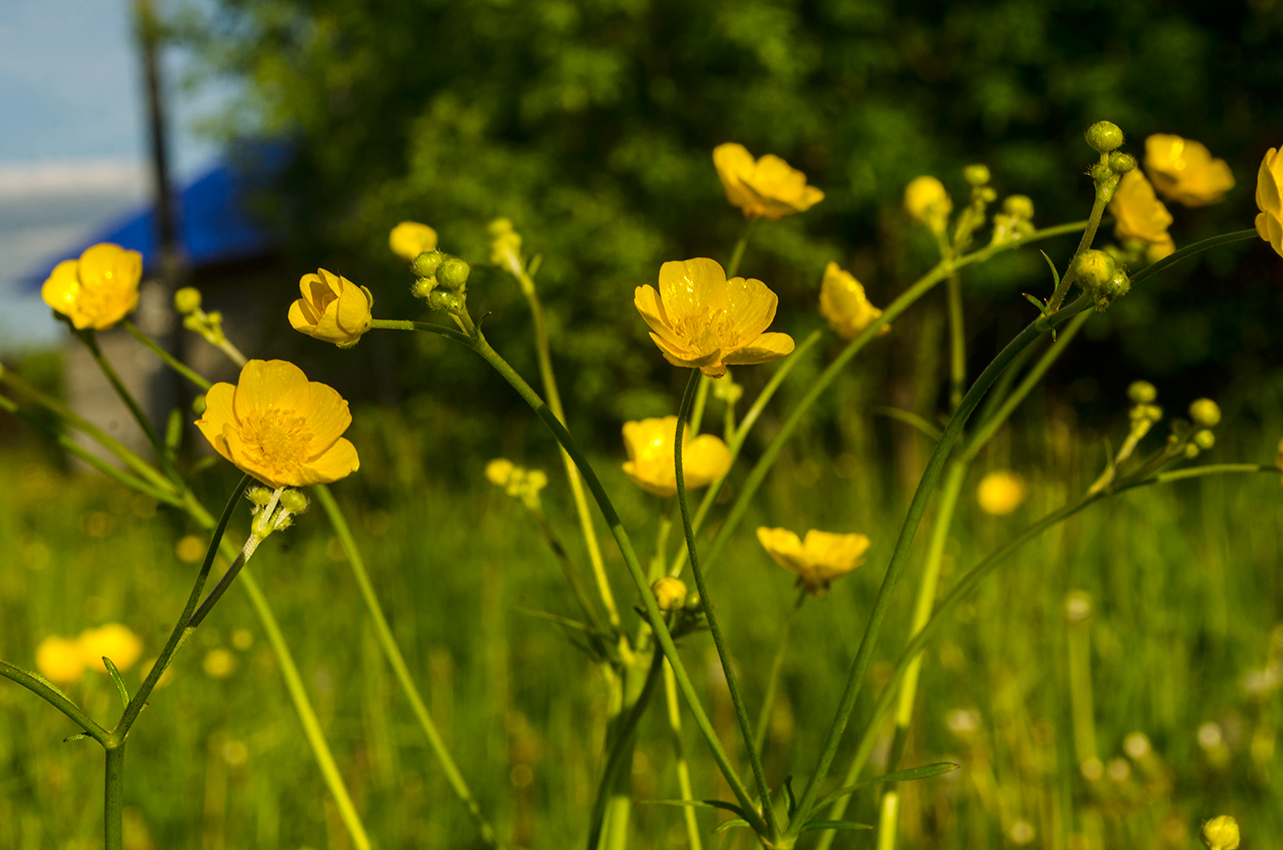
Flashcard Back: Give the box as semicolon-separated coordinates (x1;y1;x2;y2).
0;0;235;354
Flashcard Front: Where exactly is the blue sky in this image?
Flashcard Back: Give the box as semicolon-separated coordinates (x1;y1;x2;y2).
0;0;235;353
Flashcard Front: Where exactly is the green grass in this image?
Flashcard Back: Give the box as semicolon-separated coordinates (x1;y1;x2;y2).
1;393;1281;849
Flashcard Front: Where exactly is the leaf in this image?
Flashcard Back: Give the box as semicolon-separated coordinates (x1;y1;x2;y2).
103;657;130;708
637;799;748;818
713;818;752;834
814;762;960;810
871;405;944;441
1039;249;1061;291
803;820;874;832
782;775;798;818
63;733;90;743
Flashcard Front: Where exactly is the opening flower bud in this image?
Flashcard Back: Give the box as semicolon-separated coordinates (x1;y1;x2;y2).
963;163;990;186
1189;398;1222;428
1200;815;1240;850
437;258;471;291
1071;249;1117;290
1127;381;1157;404
1086;121;1125;153
1109;152;1137;174
652;576;688;613
174;287;202;314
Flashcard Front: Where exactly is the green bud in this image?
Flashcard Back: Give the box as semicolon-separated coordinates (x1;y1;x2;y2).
1089;161;1115;184
1085;121;1124;153
1143;404;1163;422
437;258;471;291
410;277;437;300
1193;430;1216;450
1127;381;1157;404
1109;152;1137;174
411;251;445;278
247;487;274;506
206;310;223;325
1002;195;1034;220
174;287;202;314
963;163;990;186
1189;399;1222;428
978;186;997;204
1071;249;1117;290
652;576;689;613
488;217;515;236
192;394;207;416
1200;815;1240;850
1185;443;1201;459
279;489;309;514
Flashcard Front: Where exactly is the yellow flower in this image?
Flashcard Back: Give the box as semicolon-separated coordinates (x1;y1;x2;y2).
1109;170;1175;262
712;143;824;220
35;636;85;684
40;243;142;330
1144;135;1235;207
195;360;360;489
976;470;1026;516
904;176;952;232
288;268;374;348
634;258;795;378
203;648;237;679
77;623;144;674
755;527;871;595
1256;146;1283;258
389;221;439;262
621;416;732;498
818;262;887;339
1201;815;1240;850
652;576;688;613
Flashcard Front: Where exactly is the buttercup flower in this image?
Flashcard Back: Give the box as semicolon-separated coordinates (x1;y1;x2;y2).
819;262;887;339
634;258;794;378
1144;135;1234;207
904;176;952;233
1257;146;1283;258
35;636;85;684
41;243;142;330
713;143;824;220
976;470;1026;516
756;527;871;594
288;268;374;348
1109;170;1175;262
622;416;732;498
77;623;144;674
1201;816;1240;850
196;360;360;489
389;221;439;262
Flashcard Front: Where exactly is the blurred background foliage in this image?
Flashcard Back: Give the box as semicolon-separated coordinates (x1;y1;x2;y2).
175;0;1283;476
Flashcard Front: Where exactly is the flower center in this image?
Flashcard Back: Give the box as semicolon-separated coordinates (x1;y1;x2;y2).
239;409;313;472
673;307;735;356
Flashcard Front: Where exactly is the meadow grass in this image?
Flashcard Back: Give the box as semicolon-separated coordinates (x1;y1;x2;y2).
1;382;1281;849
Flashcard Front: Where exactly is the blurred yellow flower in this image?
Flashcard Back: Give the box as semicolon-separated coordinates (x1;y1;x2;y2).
35;636;85;684
652;576;688;613
389;221;439;262
288;269;374;348
756;527;871;595
1201;815;1240;850
78;623;144;674
1144;135;1234;207
621;416;731;498
713;143;824;220
203;648;237;679
175;534;206;564
40;243;142;330
818;262;886;339
1257;145;1283;258
195;360;360;489
1109;170;1175;262
904;176;952;232
976;470;1026;516
634;258;794;378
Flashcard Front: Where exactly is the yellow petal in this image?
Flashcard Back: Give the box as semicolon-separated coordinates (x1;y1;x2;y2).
78;243;141;291
303;381;353;457
722;332;795;365
233;360;311;419
41;260;81;316
194;382;238;453
1259;148;1282;218
634;285;678;342
724;275;778;345
288;300;318;334
297;437;360;486
756;526;805;572
389;221;438;262
334;277;372;334
658;258;729;320
682;434;732;487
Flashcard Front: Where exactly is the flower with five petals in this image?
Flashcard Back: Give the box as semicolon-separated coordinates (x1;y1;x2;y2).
713;143;824;220
756;527;871;595
41;243;142;330
1144;134;1234;207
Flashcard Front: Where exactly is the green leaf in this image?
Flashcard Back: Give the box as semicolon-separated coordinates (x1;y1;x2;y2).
803;820;874;831
637;799;748;818
713;818;752;834
782;775;798;818
1039;249;1061;290
103;657;130;708
63;733;90;743
814;762;960;810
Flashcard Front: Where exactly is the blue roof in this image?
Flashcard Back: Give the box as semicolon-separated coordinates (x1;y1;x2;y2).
21;149;281;291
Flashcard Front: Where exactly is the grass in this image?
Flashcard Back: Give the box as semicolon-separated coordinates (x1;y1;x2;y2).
1;381;1281;850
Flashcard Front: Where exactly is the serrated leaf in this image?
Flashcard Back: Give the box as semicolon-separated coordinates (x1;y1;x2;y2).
814;762;960;810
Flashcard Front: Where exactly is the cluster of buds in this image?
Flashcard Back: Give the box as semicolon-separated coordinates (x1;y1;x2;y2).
410;249;472;316
990;194;1036;246
648;576;702;634
1174;398;1221;459
174;287;232;348
1070;249;1132;312
950;163;998;252
904;175;953;238
485;458;548;510
243;486;309;560
1084;120;1138;202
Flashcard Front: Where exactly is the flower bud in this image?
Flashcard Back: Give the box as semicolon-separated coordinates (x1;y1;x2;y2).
1064;590;1092;624
1002;195;1034;220
1185;443;1201;459
1200;815;1240;850
486;458;516;487
411;277;437;300
1127;381;1157;404
1086;121;1125;153
279;489;309;514
1071;249;1117;290
1193;429;1216;450
246;487;274;506
174;287;202;314
389;221;438;263
904;176;952;230
963;163;990;186
437;258;471;291
1189;399;1222;428
1109;152;1137;174
1091;267;1131;313
1142;404;1163;422
652;576;689;613
411;251;445;278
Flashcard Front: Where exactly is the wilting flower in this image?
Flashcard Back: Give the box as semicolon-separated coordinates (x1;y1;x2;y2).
195;360;360;489
634;258;794;378
1109;170;1175;262
389;221;439;262
35;636;85;684
904;176;952;233
756;527;871;594
1257;146;1283;258
713;143;824;220
976;470;1026;516
288;268;374;348
77;623;144;674
1144;135;1234;207
818;262;886;339
41;243;142;330
621;416;731;498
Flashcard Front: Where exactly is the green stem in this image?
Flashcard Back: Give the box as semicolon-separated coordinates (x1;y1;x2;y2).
663;661;704;850
1128;228;1259;286
104;743;125;850
725;219;757;279
786;295;1091;838
1048;155;1111;312
314;484;506;849
124;321;212;391
946;273;965;412
675;370;779;838
0;661;108;743
754;587;807;757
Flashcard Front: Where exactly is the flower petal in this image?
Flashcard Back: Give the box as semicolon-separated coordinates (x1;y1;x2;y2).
682;434;732;487
296;437;360;486
658;258;728;320
233;360;311;419
41;260;81;316
724;275;778;344
634;285;679;343
194;382;238;457
334;277;372;334
288;300;318;334
303;381;353;457
78;243;141;290
722;332;795;365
